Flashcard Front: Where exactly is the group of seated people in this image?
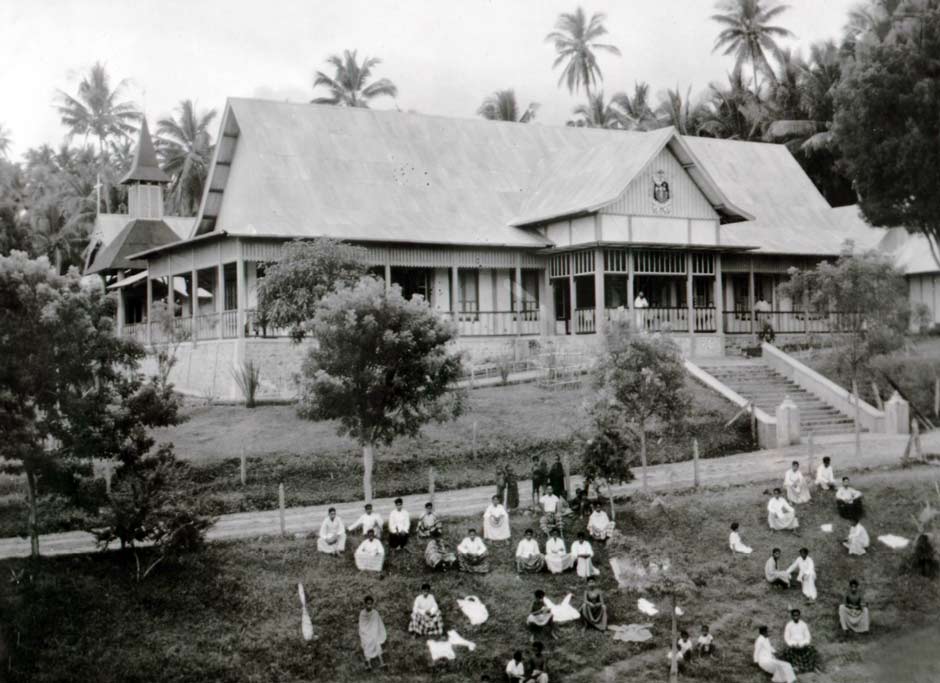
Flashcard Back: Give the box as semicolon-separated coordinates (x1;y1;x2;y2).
666;624;717;668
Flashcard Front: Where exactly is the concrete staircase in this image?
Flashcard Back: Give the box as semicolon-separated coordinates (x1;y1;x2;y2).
697;361;859;436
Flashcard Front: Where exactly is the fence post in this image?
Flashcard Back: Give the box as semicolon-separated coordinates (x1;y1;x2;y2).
278;483;286;537
913;420;924;462
240;448;247;486
807;432;815;473
692;439;700;489
852;380;861;459
104;461;113;495
429;467;436;505
472;421;478;459
871;382;883;411
935;378;939;419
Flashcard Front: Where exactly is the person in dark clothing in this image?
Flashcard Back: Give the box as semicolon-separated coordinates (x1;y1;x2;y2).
504;465;520;510
531;456;549;505
548;456;566;498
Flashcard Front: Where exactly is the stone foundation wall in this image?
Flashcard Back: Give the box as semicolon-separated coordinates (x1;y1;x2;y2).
723;333;850;358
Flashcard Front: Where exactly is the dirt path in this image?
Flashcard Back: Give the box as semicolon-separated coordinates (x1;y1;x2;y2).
1;431;936;561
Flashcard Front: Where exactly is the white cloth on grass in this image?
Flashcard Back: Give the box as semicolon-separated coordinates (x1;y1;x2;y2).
456;596;488;625
638;598;659;616
820;523;834;533
729;531;753;554
878;534;910;549
426;630;476;661
545;594;580;623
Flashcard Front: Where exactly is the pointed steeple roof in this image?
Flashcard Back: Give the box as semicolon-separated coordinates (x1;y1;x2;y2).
120;118;171;184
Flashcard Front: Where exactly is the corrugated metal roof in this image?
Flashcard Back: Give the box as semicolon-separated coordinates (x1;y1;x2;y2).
85;219;180;274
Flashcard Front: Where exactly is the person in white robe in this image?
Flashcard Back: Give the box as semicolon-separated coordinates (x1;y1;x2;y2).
587;502;613;542
729;521;753;554
571;532;599;578
354;529;385;572
505;651;526;682
836;477;864;521
316;507;346;555
767;489;799;531
387;498;411;550
844;521;870;555
782;609;818;673
545;528;573;574
753;626;796;683
482;495;511;541
456;529;489;573
815;456;836;490
784;461;811;504
515;529;545;573
764;548;792;588
349;503;383;538
786;547;817;602
634;291;649;331
666;630;693;666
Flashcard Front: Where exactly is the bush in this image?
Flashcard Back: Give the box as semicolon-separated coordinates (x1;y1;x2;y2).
232;359;262;408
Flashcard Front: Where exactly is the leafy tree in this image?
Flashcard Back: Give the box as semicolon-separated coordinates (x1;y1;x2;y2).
297;277;464;502
581;407;636;485
0;159;30;255
711;0;795;93
655;85;708;135
0;123;10;159
156;100;217;216
567;91;627;129
699;73;769;140
56;62;140;213
0;252;182;558
777;248;910;385
612;82;661;131
546;7;621;97
312;50;399;107
476;89;539;123
592;331;691;492
257;238;369;341
834;2;940;264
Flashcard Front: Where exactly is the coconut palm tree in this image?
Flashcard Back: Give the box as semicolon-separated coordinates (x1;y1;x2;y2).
710;0;795;94
699;74;770;140
568;91;627;129
56;62;140;213
312;50;398;108
656;86;710;136
476;89;540;123
0;124;11;159
156;100;217;216
612;83;661;131
546;7;621;97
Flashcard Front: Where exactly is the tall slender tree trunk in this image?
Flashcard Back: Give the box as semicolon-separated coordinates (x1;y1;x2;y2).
362;442;375;503
25;469;40;558
639;428;648;493
669;592;679;683
99;138;112;214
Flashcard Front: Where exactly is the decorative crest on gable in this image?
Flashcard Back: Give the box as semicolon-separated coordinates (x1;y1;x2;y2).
651;169;672;215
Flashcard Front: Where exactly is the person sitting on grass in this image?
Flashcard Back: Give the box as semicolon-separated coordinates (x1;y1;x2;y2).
527;641;549;683
787;547;818;602
666;630;693;667
836;477;864;521
526;590;556;642
587;501;613;543
408;583;443;637
696;624;715;657
838;579;870;634
483;495;511;542
516;529;546;573
457;528;490;574
539;490;565;536
784;461;811;504
316;507;346;556
545;528;573;574
782;608;819;674
354;529;385;573
579;576;607;631
424;530;457;571
844;520;870;556
349;503;383;537
729;521;753;554
506;650;526;682
571;531;599;578
358;596;387;670
765;548;793;588
388;498;411;551
767;488;799;531
417;501;442;538
815;456;836;491
753;625;796;683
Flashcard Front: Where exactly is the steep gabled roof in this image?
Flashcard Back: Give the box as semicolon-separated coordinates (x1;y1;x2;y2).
85;219;180;274
120;118;171;185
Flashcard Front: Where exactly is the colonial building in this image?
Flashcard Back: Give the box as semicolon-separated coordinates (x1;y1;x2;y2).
91;98;931;399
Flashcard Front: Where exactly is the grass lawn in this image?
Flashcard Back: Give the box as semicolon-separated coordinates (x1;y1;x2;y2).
2;464;937;682
0;380;753;537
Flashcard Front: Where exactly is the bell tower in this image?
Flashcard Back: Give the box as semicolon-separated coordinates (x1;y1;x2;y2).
120;118;171;219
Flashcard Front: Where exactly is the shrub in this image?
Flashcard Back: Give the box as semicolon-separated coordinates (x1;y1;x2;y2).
757;319;775;344
232;359;262;408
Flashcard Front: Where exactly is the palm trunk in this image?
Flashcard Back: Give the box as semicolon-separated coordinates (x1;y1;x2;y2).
669;592;679;683
99;138;112;214
639;428;648;493
26;469;40;558
362;442;375;504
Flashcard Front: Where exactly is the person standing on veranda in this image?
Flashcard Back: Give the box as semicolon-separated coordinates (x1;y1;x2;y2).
634;291;649;331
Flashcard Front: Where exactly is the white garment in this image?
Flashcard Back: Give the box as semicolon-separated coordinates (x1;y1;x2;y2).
764;557;790;584
666;638;693;662
539;494;559;513
456;596;489;625
427;629;477;661
570;539;599;578
545;593;579;623
350;512;383;536
878;534;910;549
388;509;411;534
729;531;753;554
483;504;511;541
412;593;439;617
637;598;659;616
298;583;314;641
836;485;862;503
753;635;797;683
634;296;649;330
354;538;385;572
545;537;573;573
767;497;799;530
505;659;525;679
588;511;613;539
786;555;817;600
783;619;811;648
784;469;811;504
316;516;346;554
815;464;836;488
515;538;542;558
845;523;870;555
457;536;487;556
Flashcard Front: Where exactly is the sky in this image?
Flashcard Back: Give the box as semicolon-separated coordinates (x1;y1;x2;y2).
0;0;857;160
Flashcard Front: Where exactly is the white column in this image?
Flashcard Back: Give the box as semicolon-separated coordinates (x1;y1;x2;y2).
593;247;606;336
450;265;459;313
714;253;724;337
514;258;524;336
540;264;553;336
216;262;224;339
191;264;198;343
748;258;756;338
145;274;153;345
568;255;576;335
686;252;695;337
236;240;246;338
